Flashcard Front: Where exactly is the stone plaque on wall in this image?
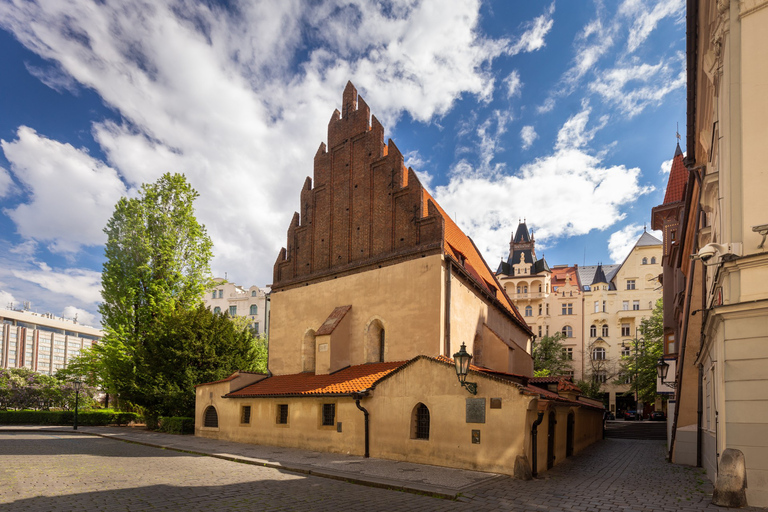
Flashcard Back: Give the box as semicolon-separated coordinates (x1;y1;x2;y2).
466;398;486;423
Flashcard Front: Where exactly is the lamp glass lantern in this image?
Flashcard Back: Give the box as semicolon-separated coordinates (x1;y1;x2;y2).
453;343;477;395
657;358;670;383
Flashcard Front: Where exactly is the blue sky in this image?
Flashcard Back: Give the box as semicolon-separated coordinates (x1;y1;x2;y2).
0;0;684;327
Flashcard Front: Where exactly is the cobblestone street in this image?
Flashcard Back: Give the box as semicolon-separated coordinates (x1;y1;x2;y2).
0;432;762;511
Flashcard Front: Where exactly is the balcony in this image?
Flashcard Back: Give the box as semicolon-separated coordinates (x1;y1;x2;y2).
510;292;546;300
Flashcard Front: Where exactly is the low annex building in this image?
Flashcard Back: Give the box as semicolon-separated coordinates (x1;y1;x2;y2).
195;83;604;477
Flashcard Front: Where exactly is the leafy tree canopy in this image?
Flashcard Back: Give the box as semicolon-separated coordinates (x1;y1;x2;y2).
617;298;664;404
532;333;573;377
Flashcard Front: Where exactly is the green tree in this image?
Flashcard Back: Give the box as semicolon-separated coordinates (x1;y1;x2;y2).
532;333;573;377
617;298;664;404
96;173;214;414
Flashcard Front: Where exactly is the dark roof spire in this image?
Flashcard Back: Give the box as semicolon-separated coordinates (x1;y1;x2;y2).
513;220;530;243
591;263;608;285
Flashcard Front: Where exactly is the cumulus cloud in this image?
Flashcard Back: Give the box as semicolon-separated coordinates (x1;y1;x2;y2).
1;127;128;253
435;107;653;263
0;289;16;309
0;166;15;198
0;0;534;289
61;305;98;327
520;125;538;150
608;224;663;262
11;262;102;304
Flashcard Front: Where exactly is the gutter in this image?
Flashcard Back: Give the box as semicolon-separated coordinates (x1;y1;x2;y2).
530;411;545;478
353;391;370;458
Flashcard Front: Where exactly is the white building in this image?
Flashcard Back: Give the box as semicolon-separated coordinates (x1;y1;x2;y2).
1;308;103;375
203;278;268;336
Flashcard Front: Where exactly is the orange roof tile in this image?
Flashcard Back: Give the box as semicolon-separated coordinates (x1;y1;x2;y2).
226;361;407;397
663;148;688;204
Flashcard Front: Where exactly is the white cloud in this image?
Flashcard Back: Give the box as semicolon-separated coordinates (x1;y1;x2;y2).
555;103;608;150
61;305;98;327
658;149;685;174
11;262;102;304
404;150;433;192
0;166;15;198
621;0;685;53
1;127;128;253
24;62;79;94
0;0;521;289
508;3;555;55
608;224;663;262
589;56;685;117
504;70;522;98
0;289;16;309
435;109;653;263
520;125;538;150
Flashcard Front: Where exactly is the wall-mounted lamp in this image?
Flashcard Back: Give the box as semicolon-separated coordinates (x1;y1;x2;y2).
657;358;676;388
453;343;477;395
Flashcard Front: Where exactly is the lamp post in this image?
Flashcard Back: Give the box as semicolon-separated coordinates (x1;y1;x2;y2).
72;378;82;430
453;343;477;395
657;358;676;388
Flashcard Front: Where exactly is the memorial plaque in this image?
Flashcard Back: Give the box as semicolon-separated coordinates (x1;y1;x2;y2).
490;398;502;409
466;398;486;423
472;430;481;444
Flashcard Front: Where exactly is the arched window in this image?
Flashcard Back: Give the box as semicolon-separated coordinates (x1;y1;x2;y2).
651;257;656;264
592;347;606;360
525;306;533;317
249;304;258;315
523;285;528;293
517;285;522;294
302;330;316;372
366;319;385;363
590;324;597;337
251;290;257;297
602;324;609;337
562;325;573;338
203;406;218;428
642;257;648;265
411;403;430;440
213;306;221;315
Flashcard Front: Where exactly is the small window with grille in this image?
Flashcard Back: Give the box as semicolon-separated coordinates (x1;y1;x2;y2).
203;406;218;428
277;404;288;425
412;403;430;440
240;405;251;425
322;403;335;426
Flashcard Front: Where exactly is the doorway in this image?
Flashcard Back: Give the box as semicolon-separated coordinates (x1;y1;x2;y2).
566;412;575;457
547;411;556;469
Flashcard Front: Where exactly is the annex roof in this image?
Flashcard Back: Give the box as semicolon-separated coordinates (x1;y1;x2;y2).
577;264;620;290
315;305;352;336
226;361;407;398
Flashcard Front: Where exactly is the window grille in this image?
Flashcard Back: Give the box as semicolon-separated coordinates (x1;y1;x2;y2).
414;403;430;440
277;404;288;424
241;406;251;424
204;406;218;428
322;404;335;426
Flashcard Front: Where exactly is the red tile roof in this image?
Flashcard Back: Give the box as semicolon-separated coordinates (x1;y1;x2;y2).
225;361;407;397
663;148;688;205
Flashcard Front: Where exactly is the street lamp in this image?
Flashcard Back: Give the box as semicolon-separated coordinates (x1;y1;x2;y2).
657;358;676;388
453;343;477;395
72;378;82;430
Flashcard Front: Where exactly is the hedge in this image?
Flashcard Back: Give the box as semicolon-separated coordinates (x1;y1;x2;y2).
0;410;141;426
158;416;195;435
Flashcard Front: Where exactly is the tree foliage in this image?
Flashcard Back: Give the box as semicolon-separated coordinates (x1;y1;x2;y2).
91;173;263;419
532;333;573;377
0;368;97;411
617;298;664;404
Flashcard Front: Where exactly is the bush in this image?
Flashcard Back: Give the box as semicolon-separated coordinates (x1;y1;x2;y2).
158;416;195;435
0;410;141;426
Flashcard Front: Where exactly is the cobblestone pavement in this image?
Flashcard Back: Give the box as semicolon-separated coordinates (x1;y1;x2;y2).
1;432;763;511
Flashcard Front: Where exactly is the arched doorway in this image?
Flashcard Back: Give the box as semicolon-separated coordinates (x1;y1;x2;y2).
566;412;575;457
547;411;556;469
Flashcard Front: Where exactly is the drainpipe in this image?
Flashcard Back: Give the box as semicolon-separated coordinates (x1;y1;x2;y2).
531;411;544;478
353;392;370;458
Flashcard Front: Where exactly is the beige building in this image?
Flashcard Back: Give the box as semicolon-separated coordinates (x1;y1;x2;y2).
0;307;102;375
203;278;268;336
195;82;604;477
496;222;663;404
659;1;768;506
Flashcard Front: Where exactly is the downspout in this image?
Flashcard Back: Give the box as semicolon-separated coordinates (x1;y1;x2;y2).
530;411;545;478
444;259;452;356
354;392;370;458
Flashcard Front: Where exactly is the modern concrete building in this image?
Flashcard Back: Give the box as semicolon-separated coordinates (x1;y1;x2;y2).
654;1;768;506
195;83;604;477
0;307;102;375
203;279;268;336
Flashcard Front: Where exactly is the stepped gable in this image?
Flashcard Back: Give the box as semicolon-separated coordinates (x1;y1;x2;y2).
272;82;529;332
273;82;445;288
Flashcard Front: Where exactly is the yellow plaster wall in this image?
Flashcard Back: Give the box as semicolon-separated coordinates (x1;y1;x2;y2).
531;404;604;475
269;254;444;375
448;269;533;376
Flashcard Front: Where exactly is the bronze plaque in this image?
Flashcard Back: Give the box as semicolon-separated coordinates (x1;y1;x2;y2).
466;398;486;423
490;398;502;409
472;430;481;444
